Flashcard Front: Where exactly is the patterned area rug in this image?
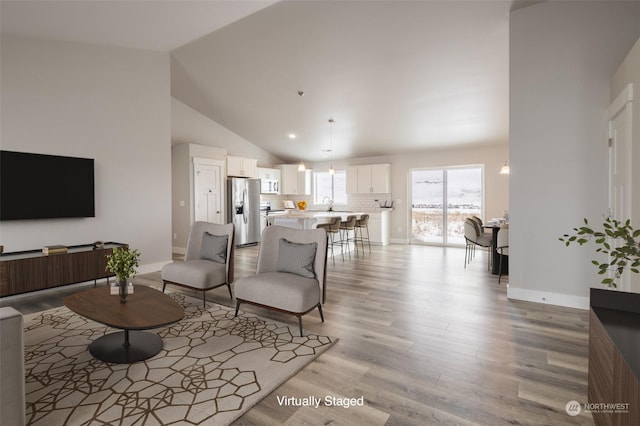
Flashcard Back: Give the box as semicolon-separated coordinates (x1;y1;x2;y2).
23;290;336;425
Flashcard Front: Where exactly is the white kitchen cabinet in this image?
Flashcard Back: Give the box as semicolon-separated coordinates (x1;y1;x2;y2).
368;211;390;245
227;156;257;178
346;164;391;193
257;167;280;181
346;166;358;194
276;165;312;195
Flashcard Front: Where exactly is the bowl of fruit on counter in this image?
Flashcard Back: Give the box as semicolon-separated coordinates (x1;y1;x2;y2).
296;200;308;211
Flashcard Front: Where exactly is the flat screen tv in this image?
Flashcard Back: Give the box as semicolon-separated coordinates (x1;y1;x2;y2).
0;150;95;220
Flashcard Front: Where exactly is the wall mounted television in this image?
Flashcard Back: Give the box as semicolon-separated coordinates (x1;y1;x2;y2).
0;150;95;220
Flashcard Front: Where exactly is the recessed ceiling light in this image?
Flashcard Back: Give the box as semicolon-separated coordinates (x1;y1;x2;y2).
288;134;296;139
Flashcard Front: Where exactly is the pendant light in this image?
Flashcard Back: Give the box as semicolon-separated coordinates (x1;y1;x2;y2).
328;118;335;175
297;161;306;172
500;161;510;175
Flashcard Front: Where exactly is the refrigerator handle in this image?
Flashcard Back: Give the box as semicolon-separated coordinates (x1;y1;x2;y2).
243;189;248;224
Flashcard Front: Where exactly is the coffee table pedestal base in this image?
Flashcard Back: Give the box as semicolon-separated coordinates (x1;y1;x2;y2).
89;330;163;363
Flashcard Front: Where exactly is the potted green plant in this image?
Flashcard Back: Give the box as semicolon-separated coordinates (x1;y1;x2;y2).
560;217;640;288
106;247;141;303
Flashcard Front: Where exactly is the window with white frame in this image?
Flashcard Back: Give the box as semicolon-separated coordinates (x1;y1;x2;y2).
314;170;347;206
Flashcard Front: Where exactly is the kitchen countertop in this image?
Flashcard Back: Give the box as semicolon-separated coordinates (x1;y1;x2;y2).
271;210;364;218
267;211;366;230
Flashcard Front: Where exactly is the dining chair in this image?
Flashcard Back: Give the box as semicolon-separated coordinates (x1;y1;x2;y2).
464;218;492;270
497;224;509;284
470;215;492;238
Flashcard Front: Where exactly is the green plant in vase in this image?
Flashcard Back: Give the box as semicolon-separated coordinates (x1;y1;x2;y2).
559;217;640;288
106;247;141;303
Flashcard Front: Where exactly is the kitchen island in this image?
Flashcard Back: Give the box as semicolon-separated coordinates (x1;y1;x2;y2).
267;211;365;230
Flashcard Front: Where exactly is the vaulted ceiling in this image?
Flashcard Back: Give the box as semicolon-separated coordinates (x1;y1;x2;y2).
1;0;512;163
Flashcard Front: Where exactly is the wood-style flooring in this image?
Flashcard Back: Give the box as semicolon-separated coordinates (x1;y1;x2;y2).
1;244;594;425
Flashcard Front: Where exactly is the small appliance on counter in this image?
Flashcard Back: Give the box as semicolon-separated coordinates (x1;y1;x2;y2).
377;199;394;209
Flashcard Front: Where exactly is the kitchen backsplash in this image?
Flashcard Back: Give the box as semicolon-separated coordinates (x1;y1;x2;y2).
260;193;393;213
348;193;394;212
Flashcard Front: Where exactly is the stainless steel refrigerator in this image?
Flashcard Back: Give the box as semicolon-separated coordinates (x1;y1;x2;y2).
227;177;261;246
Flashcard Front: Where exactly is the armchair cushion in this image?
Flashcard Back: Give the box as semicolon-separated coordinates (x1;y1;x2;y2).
234;271;320;313
200;232;228;264
276;238;317;278
161;259;226;290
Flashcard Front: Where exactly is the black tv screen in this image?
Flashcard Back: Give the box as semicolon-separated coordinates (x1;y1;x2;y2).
0;150;95;220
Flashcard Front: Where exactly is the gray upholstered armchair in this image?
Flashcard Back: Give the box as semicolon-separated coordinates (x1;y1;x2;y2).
234;226;328;336
161;221;234;307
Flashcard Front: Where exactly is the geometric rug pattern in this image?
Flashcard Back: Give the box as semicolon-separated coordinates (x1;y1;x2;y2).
23;290;335;425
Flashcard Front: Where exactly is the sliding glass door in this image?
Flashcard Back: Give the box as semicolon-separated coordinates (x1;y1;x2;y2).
411;166;483;246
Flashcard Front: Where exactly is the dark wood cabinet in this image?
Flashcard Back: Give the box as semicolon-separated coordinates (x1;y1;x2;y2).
589;289;640;426
0;243;126;297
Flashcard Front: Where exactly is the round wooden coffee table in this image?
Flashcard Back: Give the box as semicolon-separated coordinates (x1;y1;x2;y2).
64;285;183;363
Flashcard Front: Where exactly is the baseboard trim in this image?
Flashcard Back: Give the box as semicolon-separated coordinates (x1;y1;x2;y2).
507;286;589;310
390;238;410;245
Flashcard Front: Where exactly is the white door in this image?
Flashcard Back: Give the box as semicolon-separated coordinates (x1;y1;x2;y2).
194;159;223;224
608;84;633;291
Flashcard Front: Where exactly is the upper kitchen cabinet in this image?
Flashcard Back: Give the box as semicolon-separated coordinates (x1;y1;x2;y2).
227;156;258;178
346;164;391;194
257;167;280;181
276;164;312;195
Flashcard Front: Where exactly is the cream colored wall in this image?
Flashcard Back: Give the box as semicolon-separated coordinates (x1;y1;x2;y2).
611;37;640;292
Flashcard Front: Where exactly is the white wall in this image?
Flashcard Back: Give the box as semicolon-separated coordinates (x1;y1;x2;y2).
311;143;509;243
171;143;227;252
171;97;281;166
0;36;172;272
611;37;640;292
509;2;640;308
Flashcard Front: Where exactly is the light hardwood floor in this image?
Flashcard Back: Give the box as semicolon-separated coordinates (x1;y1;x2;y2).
2;244;594;425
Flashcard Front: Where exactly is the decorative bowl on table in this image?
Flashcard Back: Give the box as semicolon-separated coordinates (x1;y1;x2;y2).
296;201;307;210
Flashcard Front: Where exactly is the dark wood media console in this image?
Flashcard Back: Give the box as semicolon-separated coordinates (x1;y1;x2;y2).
0;242;126;297
589;288;640;426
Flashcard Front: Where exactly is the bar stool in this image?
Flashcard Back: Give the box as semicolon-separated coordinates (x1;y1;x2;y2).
316;216;343;265
339;215;358;259
355;214;371;255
